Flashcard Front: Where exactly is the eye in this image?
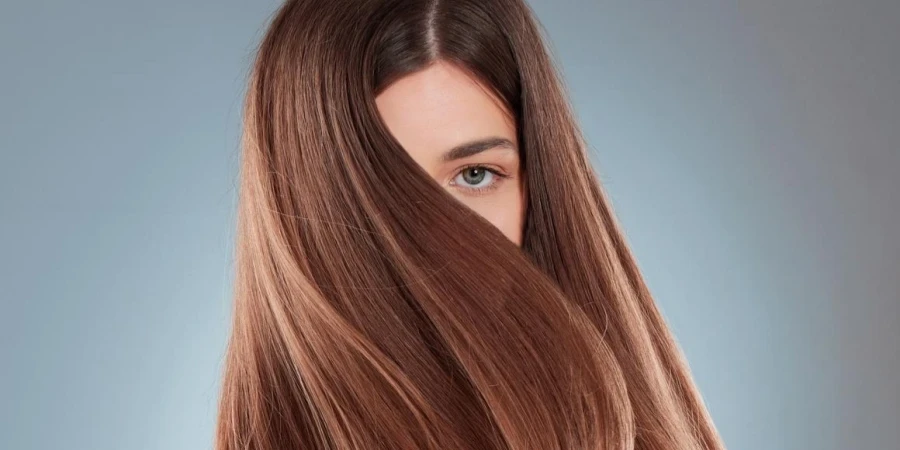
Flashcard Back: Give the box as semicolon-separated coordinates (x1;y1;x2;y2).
449;164;510;196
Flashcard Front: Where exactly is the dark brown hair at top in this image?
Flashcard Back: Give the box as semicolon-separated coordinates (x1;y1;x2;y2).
215;0;726;449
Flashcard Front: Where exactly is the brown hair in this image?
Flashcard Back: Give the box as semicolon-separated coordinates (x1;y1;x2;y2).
215;0;726;448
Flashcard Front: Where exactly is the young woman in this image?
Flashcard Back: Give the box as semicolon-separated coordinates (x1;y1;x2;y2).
215;0;726;449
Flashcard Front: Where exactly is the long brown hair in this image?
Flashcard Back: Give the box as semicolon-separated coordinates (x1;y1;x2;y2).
215;0;726;448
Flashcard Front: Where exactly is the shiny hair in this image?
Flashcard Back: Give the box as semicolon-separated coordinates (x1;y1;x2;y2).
215;0;726;448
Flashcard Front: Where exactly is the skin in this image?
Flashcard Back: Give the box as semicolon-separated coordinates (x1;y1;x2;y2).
375;60;527;245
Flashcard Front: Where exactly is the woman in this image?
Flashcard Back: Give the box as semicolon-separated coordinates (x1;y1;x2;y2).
215;0;726;449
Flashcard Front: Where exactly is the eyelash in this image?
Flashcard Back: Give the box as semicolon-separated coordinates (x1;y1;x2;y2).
448;164;511;197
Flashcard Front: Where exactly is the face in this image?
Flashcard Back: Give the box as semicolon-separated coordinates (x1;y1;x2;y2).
375;61;527;245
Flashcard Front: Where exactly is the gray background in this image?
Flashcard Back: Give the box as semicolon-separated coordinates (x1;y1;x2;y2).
1;1;897;449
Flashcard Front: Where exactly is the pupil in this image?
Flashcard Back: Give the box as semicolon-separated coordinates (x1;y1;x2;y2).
463;167;485;185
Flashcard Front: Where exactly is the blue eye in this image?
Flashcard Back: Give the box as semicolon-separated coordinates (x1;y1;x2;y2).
449;165;509;196
455;166;494;188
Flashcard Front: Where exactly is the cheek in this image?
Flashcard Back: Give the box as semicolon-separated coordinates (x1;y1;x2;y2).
458;184;526;246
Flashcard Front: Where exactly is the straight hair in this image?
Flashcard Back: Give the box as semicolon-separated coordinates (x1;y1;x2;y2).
215;0;726;449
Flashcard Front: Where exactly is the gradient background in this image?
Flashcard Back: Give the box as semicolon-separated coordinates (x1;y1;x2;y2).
1;1;897;449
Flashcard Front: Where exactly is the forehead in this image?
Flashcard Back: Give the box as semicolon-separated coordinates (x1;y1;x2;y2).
374;61;516;168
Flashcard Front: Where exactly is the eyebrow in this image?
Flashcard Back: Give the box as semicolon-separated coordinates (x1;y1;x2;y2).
440;137;517;162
